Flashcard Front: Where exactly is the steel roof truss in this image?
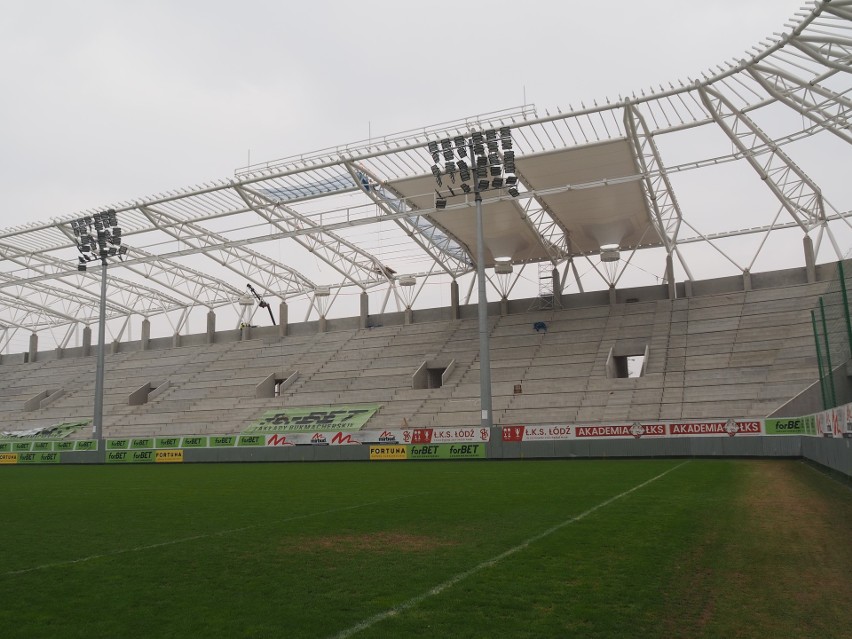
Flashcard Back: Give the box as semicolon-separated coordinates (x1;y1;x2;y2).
747;64;852;144
235;182;388;289
698;84;826;232
624;103;684;252
139;204;316;297
347;163;473;275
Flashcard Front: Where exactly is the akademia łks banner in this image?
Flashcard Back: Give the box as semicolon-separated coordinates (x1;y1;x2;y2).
501;420;764;442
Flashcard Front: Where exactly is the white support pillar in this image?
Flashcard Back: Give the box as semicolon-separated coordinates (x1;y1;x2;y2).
141;318;151;351
28;333;38;363
804;235;816;283
666;254;677;300
206;310;216;344
450;280;460;320
360;291;369;329
552;268;561;309
279;301;288;337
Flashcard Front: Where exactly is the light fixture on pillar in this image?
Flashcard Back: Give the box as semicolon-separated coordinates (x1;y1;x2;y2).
494;257;513;275
70;208;129;446
600;244;621;262
426;128;521;431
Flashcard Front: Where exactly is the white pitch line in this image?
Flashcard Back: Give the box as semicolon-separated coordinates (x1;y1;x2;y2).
330;461;690;639
2;494;421;577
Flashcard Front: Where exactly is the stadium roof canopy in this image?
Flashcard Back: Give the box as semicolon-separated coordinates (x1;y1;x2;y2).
1;0;851;353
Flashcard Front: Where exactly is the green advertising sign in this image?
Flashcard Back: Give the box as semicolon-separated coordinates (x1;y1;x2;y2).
804;415;818;436
0;442;10;452
18;452;61;464
106;439;130;450
245;404;380;433
131;438;154;450
106;450;156;464
0;420;88;441
210;435;236;448
54;441;76;452
408;443;487;460
238;435;265;447
75;440;98;451
12;442;32;452
32;441;53;451
155;437;181;449
181;436;207;448
765;418;806;435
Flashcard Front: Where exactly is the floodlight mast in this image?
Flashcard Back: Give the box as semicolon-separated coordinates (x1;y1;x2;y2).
429;128;518;430
72;209;127;446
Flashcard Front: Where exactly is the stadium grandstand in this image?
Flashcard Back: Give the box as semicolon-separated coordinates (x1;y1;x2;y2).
1;0;851;475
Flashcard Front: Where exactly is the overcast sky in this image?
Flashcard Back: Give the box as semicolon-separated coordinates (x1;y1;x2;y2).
0;0;807;228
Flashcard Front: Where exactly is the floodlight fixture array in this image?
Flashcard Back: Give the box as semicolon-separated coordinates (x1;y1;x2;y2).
72;209;126;271
428;127;518;208
69;209;129;446
426;127;519;433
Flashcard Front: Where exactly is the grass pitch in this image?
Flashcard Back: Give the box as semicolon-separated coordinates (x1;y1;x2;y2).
1;459;850;638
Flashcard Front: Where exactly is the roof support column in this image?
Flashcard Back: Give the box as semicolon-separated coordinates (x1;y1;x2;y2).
666;254;676;300
141;318;151;351
279;301;288;338
450;280;460;320
552;268;562;309
360;291;369;330
206;310;215;344
804;236;817;283
28;333;37;363
83;326;92;357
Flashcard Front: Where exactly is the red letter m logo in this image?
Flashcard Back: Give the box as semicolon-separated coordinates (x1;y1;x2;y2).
267;433;292;446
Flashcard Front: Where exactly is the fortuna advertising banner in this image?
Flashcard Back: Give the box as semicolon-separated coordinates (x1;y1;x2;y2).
368;444;487;460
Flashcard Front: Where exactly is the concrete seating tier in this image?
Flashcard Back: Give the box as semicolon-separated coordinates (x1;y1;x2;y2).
0;275;831;437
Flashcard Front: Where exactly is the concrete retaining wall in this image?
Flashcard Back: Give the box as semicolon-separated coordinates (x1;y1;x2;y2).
47;435;852;480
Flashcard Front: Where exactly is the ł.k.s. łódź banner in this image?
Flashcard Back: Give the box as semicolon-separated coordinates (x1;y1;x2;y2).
244;404;380;433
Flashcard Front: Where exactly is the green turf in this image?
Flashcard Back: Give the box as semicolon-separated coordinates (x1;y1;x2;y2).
0;459;849;638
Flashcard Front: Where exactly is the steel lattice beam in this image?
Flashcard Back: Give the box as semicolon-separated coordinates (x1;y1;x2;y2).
698;83;826;232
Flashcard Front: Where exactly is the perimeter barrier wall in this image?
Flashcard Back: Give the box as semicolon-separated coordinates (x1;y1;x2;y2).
2;416;851;478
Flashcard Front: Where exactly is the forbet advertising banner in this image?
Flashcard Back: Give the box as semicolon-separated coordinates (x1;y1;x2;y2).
0;439;96;452
408;443;486;459
0;452;61;464
0;420;88;440
765;418;808;435
245;405;380;433
369;444;486;460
